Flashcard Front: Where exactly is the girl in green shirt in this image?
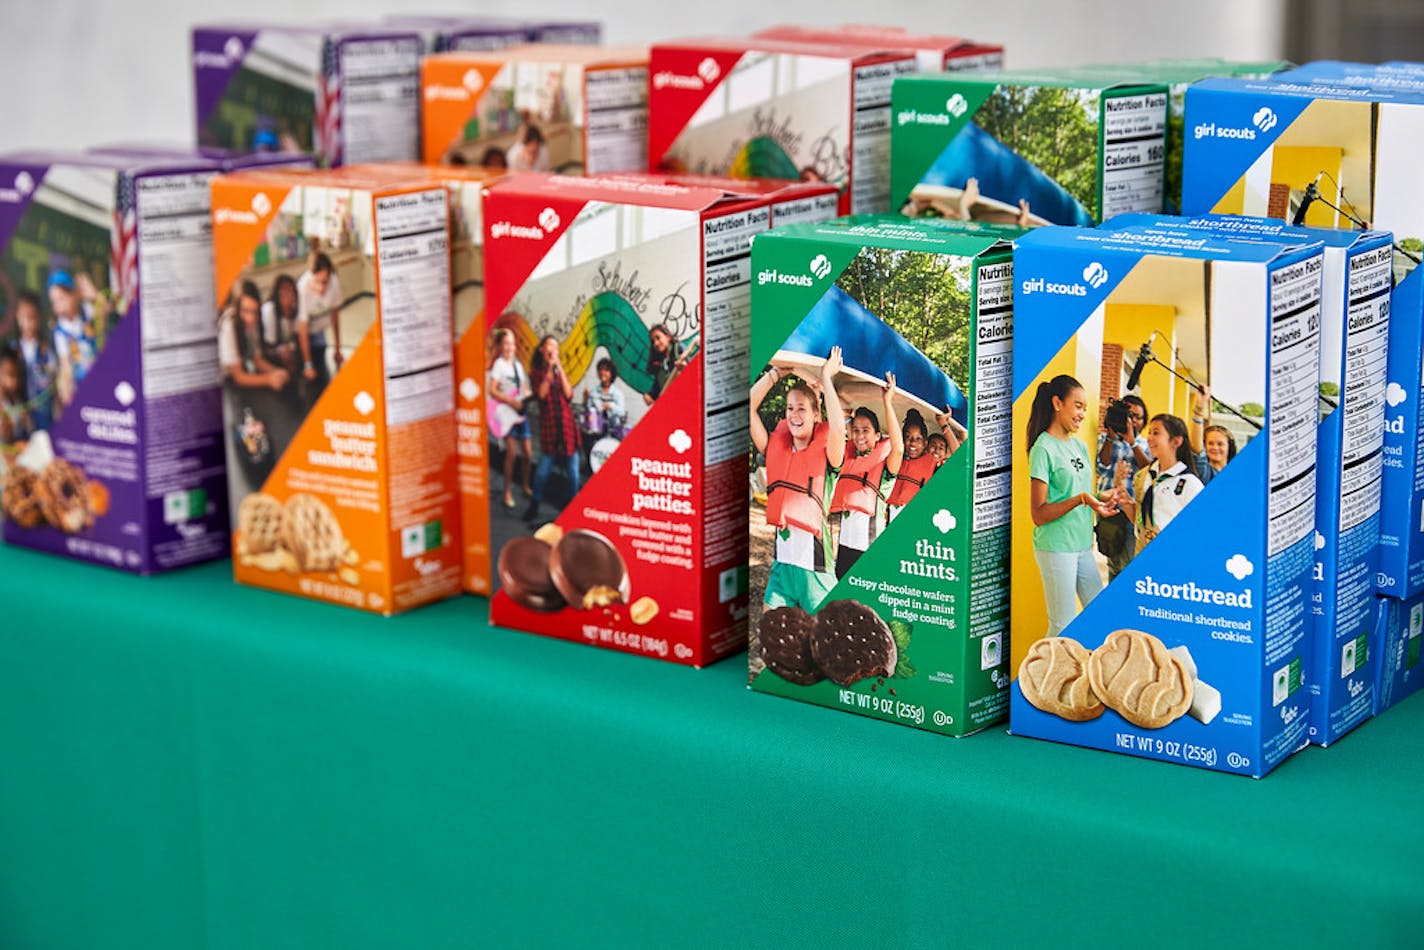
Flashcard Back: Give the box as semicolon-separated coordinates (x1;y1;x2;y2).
1026;374;1121;635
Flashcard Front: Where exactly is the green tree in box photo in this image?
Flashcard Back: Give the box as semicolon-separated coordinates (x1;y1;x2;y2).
974;86;1101;221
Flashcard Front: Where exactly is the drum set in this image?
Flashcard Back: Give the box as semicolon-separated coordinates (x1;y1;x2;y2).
580;394;629;473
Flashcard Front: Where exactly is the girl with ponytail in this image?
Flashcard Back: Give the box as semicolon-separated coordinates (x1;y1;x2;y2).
1026;374;1120;635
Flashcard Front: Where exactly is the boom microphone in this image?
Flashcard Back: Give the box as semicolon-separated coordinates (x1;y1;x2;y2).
1292;172;1325;227
1125;340;1152;391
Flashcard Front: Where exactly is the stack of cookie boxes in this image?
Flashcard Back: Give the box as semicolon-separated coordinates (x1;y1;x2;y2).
1009;226;1322;777
1101;212;1392;748
1179;68;1424;721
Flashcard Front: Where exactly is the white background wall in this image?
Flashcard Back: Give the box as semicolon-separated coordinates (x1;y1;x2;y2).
0;0;1286;151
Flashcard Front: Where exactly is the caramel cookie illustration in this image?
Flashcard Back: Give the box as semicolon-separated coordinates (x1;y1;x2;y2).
37;458;92;534
2;466;45;529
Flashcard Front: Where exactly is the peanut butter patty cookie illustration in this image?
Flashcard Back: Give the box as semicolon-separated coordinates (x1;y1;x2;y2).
279;493;346;572
1018;636;1105;721
1088;629;1193;729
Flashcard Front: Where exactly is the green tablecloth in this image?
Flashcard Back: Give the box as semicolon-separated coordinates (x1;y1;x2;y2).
1;543;1421;949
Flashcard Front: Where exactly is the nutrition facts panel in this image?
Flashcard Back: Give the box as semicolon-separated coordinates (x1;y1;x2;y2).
137;172;220;399
1268;256;1322;556
376;189;453;425
973;261;1013;532
850;59;918;215
585;67;649;173
341;38;421;164
770;193;841;227
1339;245;1392;531
1101;92;1168;219
703;207;770;466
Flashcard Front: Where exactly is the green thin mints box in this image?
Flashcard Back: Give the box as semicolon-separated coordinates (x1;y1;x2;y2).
748;215;1021;736
890;70;1169;228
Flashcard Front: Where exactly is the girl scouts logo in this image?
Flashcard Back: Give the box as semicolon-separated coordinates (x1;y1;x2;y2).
1082;261;1109;288
0;171;33;204
1225;553;1254;581
809;254;831;279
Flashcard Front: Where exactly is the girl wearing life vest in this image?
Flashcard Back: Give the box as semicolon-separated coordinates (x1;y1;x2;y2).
1026;374;1122;636
829;372;904;579
1119;413;1204;552
750;347;846;611
886;409;938;521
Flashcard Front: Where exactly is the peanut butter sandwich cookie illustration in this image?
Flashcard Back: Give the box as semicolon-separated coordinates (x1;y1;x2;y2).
237;493;283;556
279;493;346;572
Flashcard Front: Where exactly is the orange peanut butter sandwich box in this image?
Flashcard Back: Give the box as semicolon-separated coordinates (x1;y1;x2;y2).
210;165;462;613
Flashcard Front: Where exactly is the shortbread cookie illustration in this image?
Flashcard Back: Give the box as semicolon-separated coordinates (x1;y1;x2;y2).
1088;629;1193;729
1018;636;1105;721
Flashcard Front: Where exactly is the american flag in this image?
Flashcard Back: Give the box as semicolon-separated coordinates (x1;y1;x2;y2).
110;173;138;312
316;39;343;167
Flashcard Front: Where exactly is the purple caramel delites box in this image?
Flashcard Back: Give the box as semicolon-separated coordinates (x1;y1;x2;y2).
0;151;230;573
